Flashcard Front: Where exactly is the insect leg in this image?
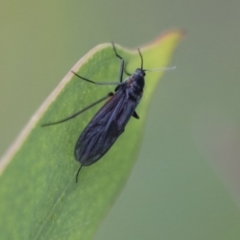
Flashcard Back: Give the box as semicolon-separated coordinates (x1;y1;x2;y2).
111;42;125;83
76;165;83;183
132;111;140;119
71;71;119;85
124;70;131;76
42;92;114;127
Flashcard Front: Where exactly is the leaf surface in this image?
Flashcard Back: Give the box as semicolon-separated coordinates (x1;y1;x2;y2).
0;31;183;240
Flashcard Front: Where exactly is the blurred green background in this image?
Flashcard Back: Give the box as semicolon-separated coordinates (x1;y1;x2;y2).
1;1;240;239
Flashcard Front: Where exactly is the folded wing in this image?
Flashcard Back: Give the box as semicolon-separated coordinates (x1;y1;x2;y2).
75;90;140;166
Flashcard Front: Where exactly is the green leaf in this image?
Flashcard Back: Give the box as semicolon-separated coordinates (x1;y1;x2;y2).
0;31;183;240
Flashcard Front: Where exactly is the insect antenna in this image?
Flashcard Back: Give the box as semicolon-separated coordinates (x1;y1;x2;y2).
138;48;145;71
76;165;83;183
137;48;144;70
144;66;176;72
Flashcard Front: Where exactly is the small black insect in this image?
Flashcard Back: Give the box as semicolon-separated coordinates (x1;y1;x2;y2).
42;43;174;182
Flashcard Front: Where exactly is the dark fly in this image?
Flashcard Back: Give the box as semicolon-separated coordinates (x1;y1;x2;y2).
42;43;174;182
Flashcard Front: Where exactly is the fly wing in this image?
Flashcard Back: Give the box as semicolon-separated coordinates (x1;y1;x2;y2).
75;90;141;166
